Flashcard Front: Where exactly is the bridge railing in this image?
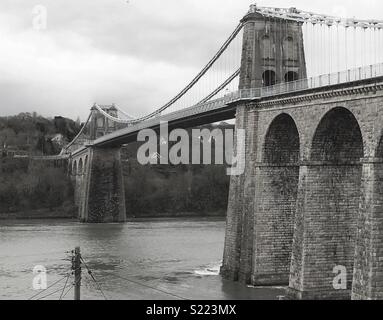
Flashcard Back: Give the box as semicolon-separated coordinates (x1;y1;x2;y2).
261;63;383;98
225;62;383;103
31;155;70;160
224;88;261;102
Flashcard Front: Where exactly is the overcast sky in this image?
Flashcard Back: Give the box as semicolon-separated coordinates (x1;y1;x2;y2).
0;0;382;120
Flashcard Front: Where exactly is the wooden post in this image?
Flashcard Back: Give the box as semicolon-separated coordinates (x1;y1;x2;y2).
73;247;81;300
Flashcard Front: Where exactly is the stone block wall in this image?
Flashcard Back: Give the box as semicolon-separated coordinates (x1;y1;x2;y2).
238;110;259;283
289;164;361;299
72;147;126;223
252;165;298;285
222;83;383;299
221;105;249;281
86;147;126;223
352;159;383;300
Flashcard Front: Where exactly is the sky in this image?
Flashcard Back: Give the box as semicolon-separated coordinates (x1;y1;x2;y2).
0;0;382;120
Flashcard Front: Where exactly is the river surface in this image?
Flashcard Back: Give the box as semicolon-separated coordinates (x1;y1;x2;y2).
0;217;285;300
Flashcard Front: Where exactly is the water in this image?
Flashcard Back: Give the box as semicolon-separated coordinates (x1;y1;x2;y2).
0;217;285;300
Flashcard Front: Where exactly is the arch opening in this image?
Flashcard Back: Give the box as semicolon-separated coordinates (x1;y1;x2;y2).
284;71;299;83
72;161;77;176
311;107;363;163
263;113;300;164
78;158;83;176
376;134;383;158
295;107;363;298
84;155;89;173
253;113;300;285
262;70;276;87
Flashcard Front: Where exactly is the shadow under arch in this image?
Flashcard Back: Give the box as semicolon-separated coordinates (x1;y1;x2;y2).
375;128;383;158
72;160;78;176
310;107;364;162
78;158;84;176
289;107;363;299
263;113;300;164
252;113;300;286
262;70;276;87
284;71;299;83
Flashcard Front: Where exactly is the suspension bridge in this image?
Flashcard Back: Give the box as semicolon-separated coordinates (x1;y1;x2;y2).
57;4;383;300
62;4;383;154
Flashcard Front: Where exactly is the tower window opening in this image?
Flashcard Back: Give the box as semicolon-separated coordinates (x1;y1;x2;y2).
285;71;299;83
262;70;276;87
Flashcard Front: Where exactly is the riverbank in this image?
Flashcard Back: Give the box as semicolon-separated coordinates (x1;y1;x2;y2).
0;205;77;220
0;208;226;220
127;210;226;219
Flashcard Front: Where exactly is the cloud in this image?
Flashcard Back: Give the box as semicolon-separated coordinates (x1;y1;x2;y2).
0;0;382;120
0;2;205;119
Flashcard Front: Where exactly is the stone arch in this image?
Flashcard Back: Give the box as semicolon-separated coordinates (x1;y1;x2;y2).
262;70;276;87
284;71;299;83
72;160;78;176
84;155;89;174
78;158;83;176
296;106;363;297
253;113;300;285
263;113;300;164
375;130;383;158
311;107;364;162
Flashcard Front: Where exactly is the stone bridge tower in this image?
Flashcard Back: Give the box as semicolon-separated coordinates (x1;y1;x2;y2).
89;104;119;140
222;5;309;287
71;104;126;223
239;5;307;89
222;4;383;300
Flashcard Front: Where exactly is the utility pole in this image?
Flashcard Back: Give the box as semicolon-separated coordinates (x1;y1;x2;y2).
72;247;81;300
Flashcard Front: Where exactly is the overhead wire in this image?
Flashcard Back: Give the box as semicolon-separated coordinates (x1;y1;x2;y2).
80;257;108;300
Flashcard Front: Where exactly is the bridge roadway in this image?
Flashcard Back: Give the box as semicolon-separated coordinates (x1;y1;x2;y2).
71;63;383;156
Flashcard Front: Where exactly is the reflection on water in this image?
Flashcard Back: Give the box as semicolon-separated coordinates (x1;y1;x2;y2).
0;217;285;300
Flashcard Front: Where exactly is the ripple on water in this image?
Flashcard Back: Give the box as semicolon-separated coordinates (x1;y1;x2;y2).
194;261;222;276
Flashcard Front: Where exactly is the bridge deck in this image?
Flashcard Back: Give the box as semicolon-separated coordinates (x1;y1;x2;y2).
71;63;383;155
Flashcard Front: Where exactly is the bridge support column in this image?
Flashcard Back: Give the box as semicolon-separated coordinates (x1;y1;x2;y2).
251;164;298;286
250;113;300;286
222;108;299;286
352;158;383;300
80;147;126;223
237;109;259;283
221;105;259;283
288;163;361;300
74;176;80;207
